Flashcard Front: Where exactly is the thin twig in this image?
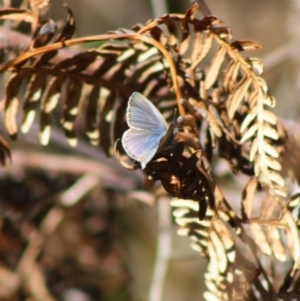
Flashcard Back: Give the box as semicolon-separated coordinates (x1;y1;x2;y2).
262;38;300;71
149;197;172;301
10;150;138;191
25;264;57;301
17;172;101;284
15;216;61;301
19;120;141;183
59;173;99;207
0;26;76;63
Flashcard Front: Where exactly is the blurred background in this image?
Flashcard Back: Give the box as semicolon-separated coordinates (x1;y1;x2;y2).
0;0;299;301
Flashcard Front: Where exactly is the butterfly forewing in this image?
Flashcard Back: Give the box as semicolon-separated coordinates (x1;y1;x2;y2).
127;92;168;133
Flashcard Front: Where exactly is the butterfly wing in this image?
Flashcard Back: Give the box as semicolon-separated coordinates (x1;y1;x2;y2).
122;128;162;169
127;92;168;133
122;92;170;168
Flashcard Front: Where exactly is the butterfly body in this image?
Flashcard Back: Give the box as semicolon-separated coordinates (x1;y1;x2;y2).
122;92;169;169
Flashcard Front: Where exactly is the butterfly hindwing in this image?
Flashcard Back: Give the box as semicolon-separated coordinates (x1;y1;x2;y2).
122;128;161;169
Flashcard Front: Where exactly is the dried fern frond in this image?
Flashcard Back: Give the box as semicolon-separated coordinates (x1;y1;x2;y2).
241;182;300;279
239;77;287;198
133;4;286;198
0;8;34;23
116;138;215;219
170;195;271;301
0;4;286;196
0;3;295;300
31;0;50;9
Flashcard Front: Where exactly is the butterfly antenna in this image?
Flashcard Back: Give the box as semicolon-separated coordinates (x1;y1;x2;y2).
173;108;179;134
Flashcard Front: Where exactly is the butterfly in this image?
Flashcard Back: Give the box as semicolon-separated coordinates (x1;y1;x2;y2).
121;92;174;169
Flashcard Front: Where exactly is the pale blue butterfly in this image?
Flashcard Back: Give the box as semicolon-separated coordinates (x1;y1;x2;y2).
122;92;173;169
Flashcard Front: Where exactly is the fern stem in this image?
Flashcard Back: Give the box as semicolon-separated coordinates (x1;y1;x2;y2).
149;198;172;301
0;33;185;115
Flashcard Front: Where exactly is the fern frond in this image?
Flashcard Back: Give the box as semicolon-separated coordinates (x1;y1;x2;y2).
0;2;297;300
239;77;287;197
170;196;270;301
0;5;286;197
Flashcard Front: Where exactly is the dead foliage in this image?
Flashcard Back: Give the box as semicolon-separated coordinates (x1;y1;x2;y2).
0;1;299;300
